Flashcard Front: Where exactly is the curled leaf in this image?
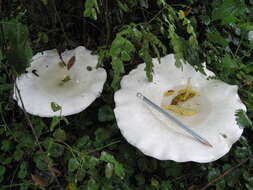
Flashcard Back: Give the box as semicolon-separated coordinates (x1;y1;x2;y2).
67;56;76;70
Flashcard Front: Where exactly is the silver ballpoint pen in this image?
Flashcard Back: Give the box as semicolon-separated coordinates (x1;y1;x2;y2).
136;92;213;147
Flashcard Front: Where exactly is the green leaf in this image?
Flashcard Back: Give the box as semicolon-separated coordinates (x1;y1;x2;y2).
49;116;67;131
13;149;24;161
50;102;61;112
68;158;80;173
207;30;229;47
86;178;99;190
84;0;99;20
151;177;160;189
0;165;6;176
100;151;125;179
33;152;49;170
53;128;66;141
109;35;136;89
139;45;153;81
0;84;13;91
18;161;28;179
98;105;115;122
212;0;246;24
95;127;112;146
160;181;173;190
0;20;32;73
75;136;91;149
1;139;12;152
222;54;238;70
105;163;114;179
208;168;220;181
43;138;64;158
111;58;124;90
236;109;253;129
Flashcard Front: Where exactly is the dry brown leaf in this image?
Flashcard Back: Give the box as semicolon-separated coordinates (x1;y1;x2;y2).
48;165;61;177
31;174;49;188
67;56;76;70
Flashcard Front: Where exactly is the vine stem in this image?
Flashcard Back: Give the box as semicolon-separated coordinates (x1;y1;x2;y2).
200;154;253;190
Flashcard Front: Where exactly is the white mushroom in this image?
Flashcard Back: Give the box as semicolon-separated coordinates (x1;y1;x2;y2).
114;54;246;163
14;46;106;117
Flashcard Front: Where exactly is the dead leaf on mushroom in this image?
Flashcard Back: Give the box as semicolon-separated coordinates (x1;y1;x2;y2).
171;79;198;105
163;90;175;96
163;105;198;116
67;56;76;70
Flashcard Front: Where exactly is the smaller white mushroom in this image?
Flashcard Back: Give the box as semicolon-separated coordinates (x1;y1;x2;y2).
13;46;107;117
114;54;246;163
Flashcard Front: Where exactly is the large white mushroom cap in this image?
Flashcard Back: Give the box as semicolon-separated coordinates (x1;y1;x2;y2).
114;54;246;163
14;46;106;117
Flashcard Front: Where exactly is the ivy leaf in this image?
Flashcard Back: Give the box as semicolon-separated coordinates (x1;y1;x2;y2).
50;102;61;112
235;109;252;129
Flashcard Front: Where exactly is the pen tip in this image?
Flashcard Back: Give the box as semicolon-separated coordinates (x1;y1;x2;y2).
203;141;213;148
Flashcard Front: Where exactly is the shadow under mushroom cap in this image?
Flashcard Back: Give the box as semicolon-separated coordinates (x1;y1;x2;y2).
114;54;246;163
13;46;107;117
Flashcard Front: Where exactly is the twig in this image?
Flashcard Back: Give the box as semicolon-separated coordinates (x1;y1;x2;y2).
200;154;253;190
13;76;63;190
105;0;111;46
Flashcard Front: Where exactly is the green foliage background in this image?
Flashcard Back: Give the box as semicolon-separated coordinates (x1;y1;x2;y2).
0;0;253;189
